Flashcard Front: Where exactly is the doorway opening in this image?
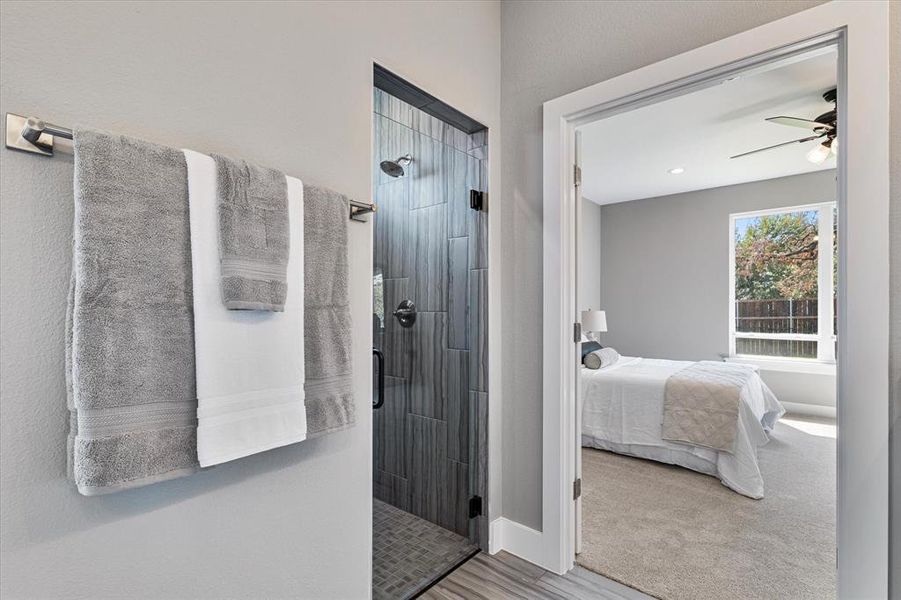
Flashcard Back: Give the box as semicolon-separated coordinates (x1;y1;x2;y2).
575;45;838;599
370;65;489;600
540;4;889;598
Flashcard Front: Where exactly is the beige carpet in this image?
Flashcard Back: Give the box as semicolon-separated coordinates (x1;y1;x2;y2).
578;418;836;600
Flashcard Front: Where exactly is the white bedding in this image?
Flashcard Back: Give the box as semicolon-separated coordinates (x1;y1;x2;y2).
581;356;784;498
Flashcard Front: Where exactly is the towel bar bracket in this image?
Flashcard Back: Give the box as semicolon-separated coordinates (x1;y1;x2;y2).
349;200;376;223
5;113;70;157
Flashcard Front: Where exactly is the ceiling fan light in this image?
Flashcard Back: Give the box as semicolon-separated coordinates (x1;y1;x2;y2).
806;143;831;164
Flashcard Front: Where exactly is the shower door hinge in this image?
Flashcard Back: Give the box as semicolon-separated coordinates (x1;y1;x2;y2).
574;164;582;187
573;478;582;500
468;495;483;519
470;189;485;212
574;322;581;343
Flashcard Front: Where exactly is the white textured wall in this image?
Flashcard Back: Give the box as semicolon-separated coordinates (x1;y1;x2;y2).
0;2;500;598
579;198;602;313
500;0;828;531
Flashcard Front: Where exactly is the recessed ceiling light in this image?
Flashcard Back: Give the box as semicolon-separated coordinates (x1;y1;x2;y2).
667;167;685;175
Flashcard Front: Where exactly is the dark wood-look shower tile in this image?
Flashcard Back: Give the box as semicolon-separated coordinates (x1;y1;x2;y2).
469;210;488;270
410;312;447;419
374;179;409;279
468;130;487;151
446;123;470;153
470;515;489;551
382;331;412;380
410;132;447;209
374;376;408;477
468;391;488;499
374;468;409;512
446;349;469;463
469;269;489;392
439;459;470;537
447;238;469;350
382;278;410;337
372;469;410;512
407;415;448;524
411;108;447;142
408;204;447;311
380;278;413;379
374;88;413;127
375;114;414;187
468;390;488;549
447;150;480;239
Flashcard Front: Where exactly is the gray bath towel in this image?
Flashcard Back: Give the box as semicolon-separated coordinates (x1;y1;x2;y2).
69;128;199;495
212;154;289;311
303;185;355;436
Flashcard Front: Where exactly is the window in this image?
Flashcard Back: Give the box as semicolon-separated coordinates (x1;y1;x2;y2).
729;202;836;362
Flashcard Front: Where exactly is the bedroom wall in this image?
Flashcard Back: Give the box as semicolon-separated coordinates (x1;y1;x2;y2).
580;198;602;313
0;2;501;598
597;170;837;411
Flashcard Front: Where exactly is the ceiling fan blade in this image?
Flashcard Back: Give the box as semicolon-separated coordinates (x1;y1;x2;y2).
766;116;834;131
730;134;824;159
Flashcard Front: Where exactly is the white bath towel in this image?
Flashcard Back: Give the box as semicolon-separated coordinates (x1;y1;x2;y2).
184;150;306;467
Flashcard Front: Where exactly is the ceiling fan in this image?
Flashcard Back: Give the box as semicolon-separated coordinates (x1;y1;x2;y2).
730;88;837;164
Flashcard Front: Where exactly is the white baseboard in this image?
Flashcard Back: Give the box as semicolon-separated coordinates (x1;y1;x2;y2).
488;517;546;567
781;401;836;419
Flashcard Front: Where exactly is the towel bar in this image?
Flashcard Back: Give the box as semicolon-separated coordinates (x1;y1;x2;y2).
4;113;377;221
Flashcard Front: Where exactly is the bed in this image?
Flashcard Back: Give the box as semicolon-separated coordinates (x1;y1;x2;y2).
580;356;784;498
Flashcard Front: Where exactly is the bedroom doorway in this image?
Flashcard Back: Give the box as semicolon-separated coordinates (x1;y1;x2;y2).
540;3;889;599
573;44;839;599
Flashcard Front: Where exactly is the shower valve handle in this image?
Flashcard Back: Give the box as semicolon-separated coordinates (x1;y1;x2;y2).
392;300;417;328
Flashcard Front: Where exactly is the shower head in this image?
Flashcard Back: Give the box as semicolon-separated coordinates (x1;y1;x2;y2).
380;154;412;178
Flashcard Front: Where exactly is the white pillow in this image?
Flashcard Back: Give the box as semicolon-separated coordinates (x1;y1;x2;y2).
584;347;620;370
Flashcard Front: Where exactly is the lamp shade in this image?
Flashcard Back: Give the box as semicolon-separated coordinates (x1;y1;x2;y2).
581;309;607;333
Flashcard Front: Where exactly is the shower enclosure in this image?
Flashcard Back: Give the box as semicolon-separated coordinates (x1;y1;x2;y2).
371;70;488;598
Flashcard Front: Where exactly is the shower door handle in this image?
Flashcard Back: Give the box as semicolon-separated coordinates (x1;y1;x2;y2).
372;347;385;409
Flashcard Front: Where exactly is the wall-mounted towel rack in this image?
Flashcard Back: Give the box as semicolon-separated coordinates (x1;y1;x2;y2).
4;113;377;222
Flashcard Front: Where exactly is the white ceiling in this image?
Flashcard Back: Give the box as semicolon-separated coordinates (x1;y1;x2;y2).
580;48;837;205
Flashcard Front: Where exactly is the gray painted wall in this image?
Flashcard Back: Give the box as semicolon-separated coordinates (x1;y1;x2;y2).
371;89;489;546
0;2;500;598
597;171;837;409
580;198;602;313
500;0;829;532
598;171;832;359
890;4;900;598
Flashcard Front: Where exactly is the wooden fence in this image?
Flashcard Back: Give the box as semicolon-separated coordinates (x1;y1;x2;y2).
734;298;835;358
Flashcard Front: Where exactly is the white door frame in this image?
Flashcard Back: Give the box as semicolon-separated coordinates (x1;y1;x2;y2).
539;2;890;597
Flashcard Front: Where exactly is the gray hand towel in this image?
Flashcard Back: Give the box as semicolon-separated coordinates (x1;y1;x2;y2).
69;128;199;495
212;154;289;311
303;185;355;436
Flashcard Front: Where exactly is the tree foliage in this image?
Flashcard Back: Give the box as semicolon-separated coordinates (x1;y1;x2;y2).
734;212;819;300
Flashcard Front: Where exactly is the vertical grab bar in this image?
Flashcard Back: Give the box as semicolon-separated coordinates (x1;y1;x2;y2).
372;347;385;409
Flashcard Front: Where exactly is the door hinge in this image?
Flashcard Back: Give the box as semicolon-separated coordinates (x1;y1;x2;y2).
573;478;582;500
468;495;483;519
470;189;485;212
574;164;582;187
574;322;582;343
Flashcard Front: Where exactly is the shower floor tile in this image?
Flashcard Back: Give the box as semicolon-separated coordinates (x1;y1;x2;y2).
373;499;477;600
